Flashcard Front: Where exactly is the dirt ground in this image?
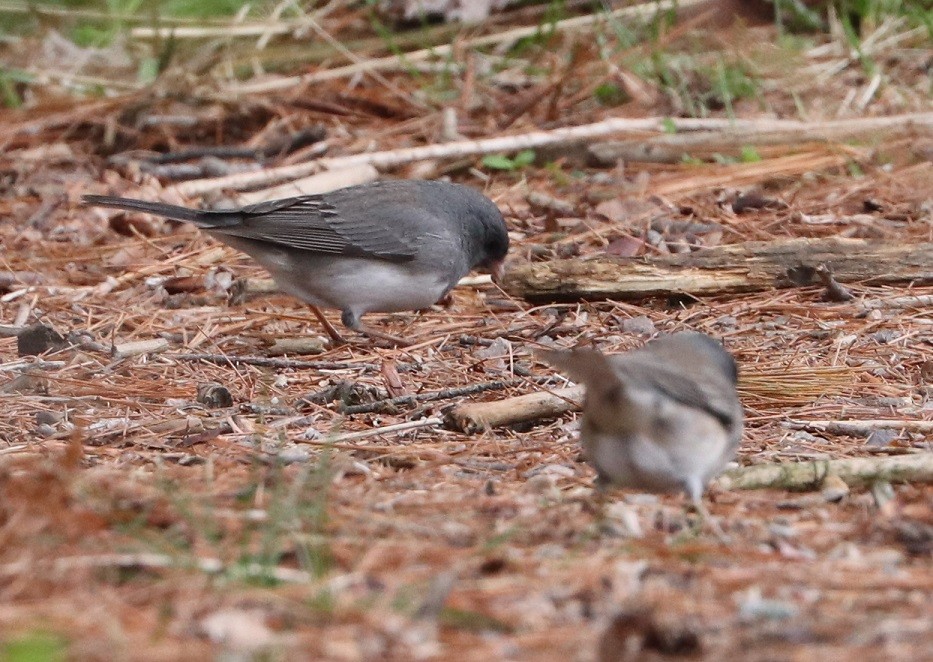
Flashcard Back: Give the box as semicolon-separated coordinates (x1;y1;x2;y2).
1;2;931;660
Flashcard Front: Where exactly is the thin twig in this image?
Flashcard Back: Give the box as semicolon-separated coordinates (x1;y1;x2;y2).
168;353;378;371
225;0;710;94
339;379;524;415
316;417;444;444
168;113;932;197
0;552;313;584
786;420;933;435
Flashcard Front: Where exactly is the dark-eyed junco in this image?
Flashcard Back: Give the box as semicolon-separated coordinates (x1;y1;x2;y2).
83;180;509;344
538;332;743;529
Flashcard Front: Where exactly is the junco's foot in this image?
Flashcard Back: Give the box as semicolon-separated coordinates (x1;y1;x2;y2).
538;332;743;540
84;180;509;345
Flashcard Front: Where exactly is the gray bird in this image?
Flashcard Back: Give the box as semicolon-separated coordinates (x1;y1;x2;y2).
83;180;509;344
538;332;743;529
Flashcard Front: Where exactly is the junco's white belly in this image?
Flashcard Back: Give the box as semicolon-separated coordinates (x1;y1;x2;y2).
273;255;453;315
585;397;731;493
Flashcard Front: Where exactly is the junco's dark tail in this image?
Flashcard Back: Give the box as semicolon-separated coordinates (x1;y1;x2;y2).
82;195;215;225
535;347;619;388
537;347;626;416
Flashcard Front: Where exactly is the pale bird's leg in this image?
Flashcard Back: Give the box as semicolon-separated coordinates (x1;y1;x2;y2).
593;474;610;532
355;324;413;347
309;305;348;345
341;310;412;347
686;477;730;544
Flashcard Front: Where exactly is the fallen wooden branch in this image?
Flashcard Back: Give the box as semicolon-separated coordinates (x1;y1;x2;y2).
445;385;582;433
226;0;709;94
860;294;933;311
170;160;374;199
340;379;525;415
322;417;444;444
228;276;281;305
265;337;328;356
169;353;377;371
785;420;933;435
645;151;855;197
716;454;933;491
0;552;312;585
233;164;378;205
166;113;930;198
502;238;933;303
589;114;933;164
112;338;170;359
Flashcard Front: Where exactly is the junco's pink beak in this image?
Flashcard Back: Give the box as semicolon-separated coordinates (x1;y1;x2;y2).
490;260;505;284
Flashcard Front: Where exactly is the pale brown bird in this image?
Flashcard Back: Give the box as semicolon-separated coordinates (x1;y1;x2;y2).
538;332;743;532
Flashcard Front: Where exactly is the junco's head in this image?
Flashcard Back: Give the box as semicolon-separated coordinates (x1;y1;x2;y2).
84;179;509;344
538;331;743;508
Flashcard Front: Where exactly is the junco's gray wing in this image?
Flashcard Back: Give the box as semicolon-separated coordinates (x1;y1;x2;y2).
83;192;419;262
187;195;420;262
619;332;742;437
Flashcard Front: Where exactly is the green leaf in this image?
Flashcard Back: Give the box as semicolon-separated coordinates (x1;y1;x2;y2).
740;145;762;163
0;70;22;109
137;57;160;85
594;82;627;106
511;149;536;168
482;154;517;171
439;607;512;633
2;632;67;662
661;117;677;134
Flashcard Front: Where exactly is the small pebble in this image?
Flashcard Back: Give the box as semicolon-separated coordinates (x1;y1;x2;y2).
866;429;900;447
621;315;656;336
821;475;850;502
196;383;233;408
738;587;798;621
35;410;62;426
17;324;67;357
278;449;311;464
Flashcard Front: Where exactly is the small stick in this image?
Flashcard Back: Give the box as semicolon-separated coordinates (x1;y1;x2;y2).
312;417;444;444
234;164;378;205
265;337;328;356
785;420;933;435
716;454;933;491
111;338;170;359
0;325;26;338
445;385;583;433
0;359;68;373
168;353;378;371
224;0;721;94
228;277;280;305
167;113;931;197
816;264;854;302
588;116;932;164
339;379;524;415
0;552;312;585
860;295;933;310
